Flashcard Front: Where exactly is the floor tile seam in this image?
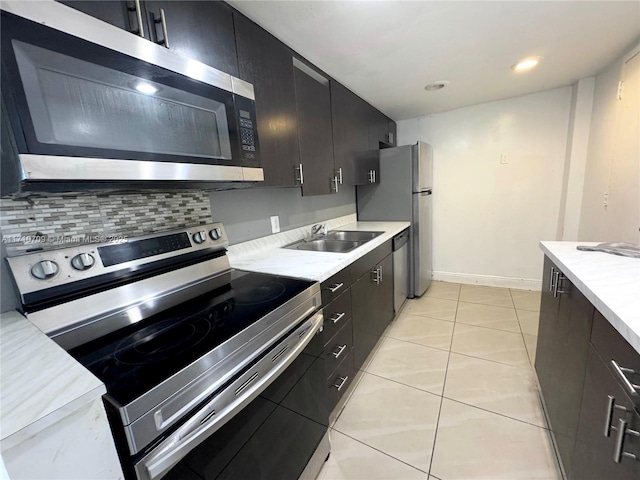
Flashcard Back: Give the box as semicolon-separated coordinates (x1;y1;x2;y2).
448;347;534;370
397;311;456;324
454;318;523;335
511;288;540;367
375;334;454;355
330;367;370;428
457;300;519;312
328;428;430;474
382;334;453;353
361;370;445;398
440;395;550;431
455;299;516;309
427;299;458;478
423;293;460;302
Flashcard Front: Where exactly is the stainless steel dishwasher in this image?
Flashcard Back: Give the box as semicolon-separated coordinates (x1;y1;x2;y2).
393;229;410;313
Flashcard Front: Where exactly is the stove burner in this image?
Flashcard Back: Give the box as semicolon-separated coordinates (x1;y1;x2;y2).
233;280;287;305
114;316;212;365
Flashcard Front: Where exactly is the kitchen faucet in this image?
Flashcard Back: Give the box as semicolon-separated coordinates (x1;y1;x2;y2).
310;223;327;237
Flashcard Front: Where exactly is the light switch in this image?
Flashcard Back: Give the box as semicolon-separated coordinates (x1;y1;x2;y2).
270;215;280;233
500;153;509;165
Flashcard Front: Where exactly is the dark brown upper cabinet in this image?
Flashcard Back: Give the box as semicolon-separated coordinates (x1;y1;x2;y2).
293;59;335;196
234;13;300;187
58;1;239;76
142;1;238;76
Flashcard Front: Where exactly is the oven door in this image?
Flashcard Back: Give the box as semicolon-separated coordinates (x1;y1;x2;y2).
134;312;329;480
1;4;260;179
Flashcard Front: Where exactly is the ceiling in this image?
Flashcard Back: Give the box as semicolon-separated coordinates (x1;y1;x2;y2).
228;1;640;120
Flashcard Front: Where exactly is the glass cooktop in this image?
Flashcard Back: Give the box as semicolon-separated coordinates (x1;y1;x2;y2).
69;270;315;405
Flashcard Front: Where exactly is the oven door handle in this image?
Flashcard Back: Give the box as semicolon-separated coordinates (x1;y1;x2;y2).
136;312;323;480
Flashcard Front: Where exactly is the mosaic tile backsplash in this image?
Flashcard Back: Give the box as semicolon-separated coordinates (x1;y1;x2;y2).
0;191;212;255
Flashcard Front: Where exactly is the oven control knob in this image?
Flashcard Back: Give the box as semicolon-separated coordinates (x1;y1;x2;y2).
31;260;59;280
209;228;222;241
71;253;95;271
192;231;207;244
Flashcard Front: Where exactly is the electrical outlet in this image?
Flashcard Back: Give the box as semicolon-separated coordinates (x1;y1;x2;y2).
270;215;280;234
603;191;609;208
500;153;509;165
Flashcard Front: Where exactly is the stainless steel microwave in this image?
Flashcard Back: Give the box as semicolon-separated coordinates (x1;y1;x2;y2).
1;1;262;196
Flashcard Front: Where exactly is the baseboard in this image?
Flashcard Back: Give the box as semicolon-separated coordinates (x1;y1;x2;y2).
432;271;542;291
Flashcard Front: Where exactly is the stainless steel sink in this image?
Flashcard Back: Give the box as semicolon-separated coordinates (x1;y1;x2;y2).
284;230;383;253
287;239;362;253
325;230;383;242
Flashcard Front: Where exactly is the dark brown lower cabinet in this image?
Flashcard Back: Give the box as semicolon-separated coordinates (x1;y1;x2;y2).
570;345;640;479
535;256;594;478
351;252;394;371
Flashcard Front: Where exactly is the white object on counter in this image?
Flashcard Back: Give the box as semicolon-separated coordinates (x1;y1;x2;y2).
0;311;123;479
540;241;640;354
228;217;411;283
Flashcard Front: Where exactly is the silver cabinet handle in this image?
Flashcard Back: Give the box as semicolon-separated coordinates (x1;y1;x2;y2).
613;417;640;463
128;0;145;38
371;268;380;284
611;360;640;397
331;344;347;359
377;265;383;283
153;8;170;48
295;164;304;185
337;167;343;184
604;395;629;437
327;282;343;293
329;312;345;324
549;266;556;292
368;169;375;184
552;270;570;297
334;375;349;391
331;176;339;193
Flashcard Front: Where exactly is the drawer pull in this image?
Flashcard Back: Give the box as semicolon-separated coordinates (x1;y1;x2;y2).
330;312;346;324
327;282;344;293
611;360;640;397
334;375;349;392
331;344;347;360
552;271;570;297
604;395;629;437
613;418;640;463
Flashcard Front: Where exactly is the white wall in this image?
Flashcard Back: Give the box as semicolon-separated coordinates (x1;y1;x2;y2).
398;87;573;289
578;42;640;243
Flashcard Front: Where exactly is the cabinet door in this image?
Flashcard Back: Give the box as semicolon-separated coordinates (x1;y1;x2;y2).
388;119;397;147
234;14;299;187
351;271;379;371
293;62;335;196
142;1;238;76
57;1;142;34
374;254;394;336
570;346;640;480
535;256;594;477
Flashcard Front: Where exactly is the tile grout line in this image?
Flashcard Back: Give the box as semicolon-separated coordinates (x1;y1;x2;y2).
426;292;459;479
329;428;429;475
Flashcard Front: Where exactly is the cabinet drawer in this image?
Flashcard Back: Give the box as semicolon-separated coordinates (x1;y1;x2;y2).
321;288;352;345
351;240;392;280
326;349;355;413
321;267;351;305
324;319;353;380
591;309;640;375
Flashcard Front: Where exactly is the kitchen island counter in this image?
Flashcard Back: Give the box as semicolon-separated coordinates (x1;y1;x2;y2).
540;241;640;354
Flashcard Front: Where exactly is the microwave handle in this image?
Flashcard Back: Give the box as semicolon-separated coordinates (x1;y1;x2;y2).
153;8;170;49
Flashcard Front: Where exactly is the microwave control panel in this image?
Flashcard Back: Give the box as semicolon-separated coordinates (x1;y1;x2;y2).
234;96;260;166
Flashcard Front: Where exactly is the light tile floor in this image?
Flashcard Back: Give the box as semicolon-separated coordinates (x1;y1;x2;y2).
318;282;562;480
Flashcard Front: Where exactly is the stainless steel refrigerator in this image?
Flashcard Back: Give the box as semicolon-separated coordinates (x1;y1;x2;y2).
357;142;432;297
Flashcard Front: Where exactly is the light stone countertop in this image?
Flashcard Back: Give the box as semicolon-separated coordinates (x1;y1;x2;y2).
540;241;640;354
228;216;411;283
0;310;105;441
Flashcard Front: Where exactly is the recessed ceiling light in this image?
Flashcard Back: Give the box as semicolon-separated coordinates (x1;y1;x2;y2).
134;82;158;95
425;81;450;91
511;57;542;72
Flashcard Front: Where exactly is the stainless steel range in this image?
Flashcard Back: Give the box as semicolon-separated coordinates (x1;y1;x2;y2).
6;224;330;480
